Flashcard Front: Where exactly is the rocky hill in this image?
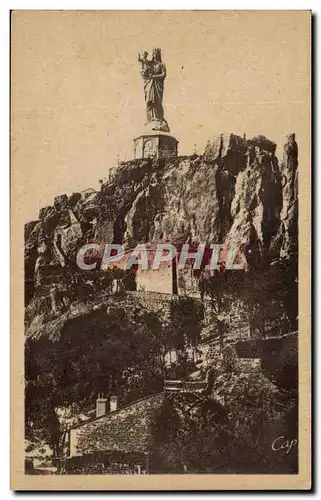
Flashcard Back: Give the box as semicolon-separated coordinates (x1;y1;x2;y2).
24;132;299;468
25;132;298;310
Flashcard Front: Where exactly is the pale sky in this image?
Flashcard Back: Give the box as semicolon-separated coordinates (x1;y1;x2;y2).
11;11;310;221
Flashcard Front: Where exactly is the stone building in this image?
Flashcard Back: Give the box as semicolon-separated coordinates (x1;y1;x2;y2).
105;245;202;297
66;380;212;475
67;393;165;474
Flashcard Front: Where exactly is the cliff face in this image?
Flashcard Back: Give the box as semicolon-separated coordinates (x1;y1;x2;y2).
279;133;299;259
25;133;298;310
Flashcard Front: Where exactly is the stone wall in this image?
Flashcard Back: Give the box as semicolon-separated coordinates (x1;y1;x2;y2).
125;291;175;320
70;393;164;457
234;331;298;360
136;264;173;294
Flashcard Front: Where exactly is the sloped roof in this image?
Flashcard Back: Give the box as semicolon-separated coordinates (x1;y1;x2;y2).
70;393;165;456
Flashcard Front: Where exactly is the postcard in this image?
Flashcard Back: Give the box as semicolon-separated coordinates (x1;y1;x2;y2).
11;10;311;490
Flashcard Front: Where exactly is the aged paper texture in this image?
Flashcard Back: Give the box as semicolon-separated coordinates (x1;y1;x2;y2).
11;10;311;490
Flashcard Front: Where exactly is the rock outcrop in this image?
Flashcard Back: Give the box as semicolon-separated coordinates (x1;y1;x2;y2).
25;133;298;310
279;133;299;259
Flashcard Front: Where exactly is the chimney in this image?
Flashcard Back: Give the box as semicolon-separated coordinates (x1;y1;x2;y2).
110;395;118;412
96;393;107;418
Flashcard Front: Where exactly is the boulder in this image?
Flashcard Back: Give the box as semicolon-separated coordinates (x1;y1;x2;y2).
54;194;69;211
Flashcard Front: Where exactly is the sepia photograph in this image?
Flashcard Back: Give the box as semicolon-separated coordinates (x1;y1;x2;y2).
10;9;311;490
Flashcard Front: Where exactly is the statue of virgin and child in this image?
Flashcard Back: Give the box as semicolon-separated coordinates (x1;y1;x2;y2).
138;48;170;133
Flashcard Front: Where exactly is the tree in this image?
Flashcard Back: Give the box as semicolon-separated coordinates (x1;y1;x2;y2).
150;370;297;474
109;267;126;293
199;257;298;341
25;303;173;452
169;297;203;361
199;270;244;344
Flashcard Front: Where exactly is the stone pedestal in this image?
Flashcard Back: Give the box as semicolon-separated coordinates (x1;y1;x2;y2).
133;131;178;160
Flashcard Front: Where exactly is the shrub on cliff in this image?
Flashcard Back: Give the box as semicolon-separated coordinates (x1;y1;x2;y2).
151;370;297;474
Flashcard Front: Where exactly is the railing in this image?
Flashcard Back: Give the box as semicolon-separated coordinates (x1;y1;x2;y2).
164;380;207;393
